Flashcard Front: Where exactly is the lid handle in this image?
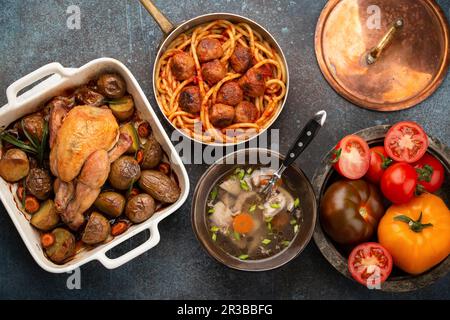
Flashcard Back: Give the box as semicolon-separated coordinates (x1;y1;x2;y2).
366;19;404;65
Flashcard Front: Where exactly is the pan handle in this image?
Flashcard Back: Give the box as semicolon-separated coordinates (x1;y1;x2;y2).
139;0;174;35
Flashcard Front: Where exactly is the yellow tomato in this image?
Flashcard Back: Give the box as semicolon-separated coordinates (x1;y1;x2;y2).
378;193;450;275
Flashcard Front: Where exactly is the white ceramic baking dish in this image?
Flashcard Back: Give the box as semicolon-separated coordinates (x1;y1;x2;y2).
0;58;189;273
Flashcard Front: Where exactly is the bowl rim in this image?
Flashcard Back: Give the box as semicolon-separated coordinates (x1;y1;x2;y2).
152;12;290;147
312;124;450;292
191;147;317;271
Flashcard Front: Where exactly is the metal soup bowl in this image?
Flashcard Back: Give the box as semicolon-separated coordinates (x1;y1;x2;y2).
312;125;450;292
140;0;290;146
191;148;317;271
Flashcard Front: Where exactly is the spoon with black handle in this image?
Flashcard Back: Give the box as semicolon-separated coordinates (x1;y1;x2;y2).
260;110;327;199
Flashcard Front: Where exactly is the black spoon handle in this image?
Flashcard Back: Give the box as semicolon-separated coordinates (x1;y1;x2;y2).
282;110;327;168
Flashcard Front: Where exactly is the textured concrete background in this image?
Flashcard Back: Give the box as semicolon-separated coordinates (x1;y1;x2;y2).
0;0;449;299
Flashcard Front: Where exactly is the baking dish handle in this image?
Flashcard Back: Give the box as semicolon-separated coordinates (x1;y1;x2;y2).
6;62;72;106
97;223;161;269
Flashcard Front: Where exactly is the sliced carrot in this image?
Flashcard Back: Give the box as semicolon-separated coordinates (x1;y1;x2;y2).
260;178;269;186
41;233;55;248
16;185;25;202
111;221;129;236
233;213;254;234
158;162;170;175
136;149;144;164
24;195;40;214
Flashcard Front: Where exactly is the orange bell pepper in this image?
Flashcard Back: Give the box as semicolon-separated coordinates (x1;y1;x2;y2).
378;193;450;275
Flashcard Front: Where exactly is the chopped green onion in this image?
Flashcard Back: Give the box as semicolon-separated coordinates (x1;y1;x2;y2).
258;204;265;210
294;225;299;233
234;167;242;174
262;239;271;245
281;240;290;247
270;203;281;209
249;204;256;213
246;167;253;175
290;219;297;225
238;170;245;180
233;231;241;241
294;197;300;208
210;226;220;232
264;216;273;223
267;222;272;231
208;207;215;214
240;180;249;191
212;233;217;242
238;254;249;260
209;187;218;201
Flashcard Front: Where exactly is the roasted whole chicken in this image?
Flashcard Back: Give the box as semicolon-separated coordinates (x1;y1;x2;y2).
50;105;132;230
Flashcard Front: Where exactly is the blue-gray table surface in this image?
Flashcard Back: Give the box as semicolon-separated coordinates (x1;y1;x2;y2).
0;0;449;299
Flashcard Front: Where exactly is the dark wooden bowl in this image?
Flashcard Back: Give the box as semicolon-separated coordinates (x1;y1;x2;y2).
312;125;450;292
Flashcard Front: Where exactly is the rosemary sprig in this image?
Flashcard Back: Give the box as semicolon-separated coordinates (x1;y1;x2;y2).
0;132;38;154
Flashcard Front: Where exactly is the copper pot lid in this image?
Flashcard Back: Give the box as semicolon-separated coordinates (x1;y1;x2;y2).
315;0;450;111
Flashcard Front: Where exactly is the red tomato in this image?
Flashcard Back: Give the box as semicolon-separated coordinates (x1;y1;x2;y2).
332;135;370;180
348;242;393;288
365;146;393;184
413;153;445;193
381;163;418;204
384;121;429;163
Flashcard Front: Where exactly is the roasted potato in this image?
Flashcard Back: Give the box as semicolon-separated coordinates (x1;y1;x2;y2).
125;193;156;223
45;228;76;264
141;137;162;169
21;113;45;141
26;168;52;200
97;73;126;99
139;170;180;203
74;86;105;107
30;200;60;231
94;191;126;218
82;212;111;245
0;149;29;182
109;156;141;190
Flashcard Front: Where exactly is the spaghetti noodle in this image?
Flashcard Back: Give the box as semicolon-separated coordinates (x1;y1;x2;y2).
155;20;287;144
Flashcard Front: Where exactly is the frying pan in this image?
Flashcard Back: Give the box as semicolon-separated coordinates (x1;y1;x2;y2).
139;0;290;146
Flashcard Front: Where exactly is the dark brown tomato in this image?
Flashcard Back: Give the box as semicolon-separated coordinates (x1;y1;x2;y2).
75;86;105;107
171;52;196;81
238;68;265;97
209;103;235;128
216;82;243;106
97;73;126;99
179;86;201;113
320;180;385;245
230;45;252;73
197;38;224;62
234;101;259;123
201;60;227;85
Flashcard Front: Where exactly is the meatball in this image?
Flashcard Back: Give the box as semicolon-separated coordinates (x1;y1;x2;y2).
197;38;224;62
97;73;126;99
171;52;196;81
209;103;235;128
238;68;265;97
234;101;259;123
216;82;243;106
230;45;252;73
179;86;201;113
201;60;227;85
